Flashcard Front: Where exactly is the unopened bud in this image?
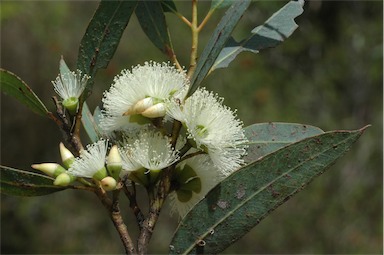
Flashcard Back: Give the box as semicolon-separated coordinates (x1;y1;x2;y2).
100;176;117;191
54;172;76;186
31;163;66;177
141;103;166;118
107;145;122;180
133;97;154;114
59;142;75;168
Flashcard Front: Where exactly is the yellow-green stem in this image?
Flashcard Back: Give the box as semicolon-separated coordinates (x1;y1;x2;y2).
187;0;199;78
198;8;215;32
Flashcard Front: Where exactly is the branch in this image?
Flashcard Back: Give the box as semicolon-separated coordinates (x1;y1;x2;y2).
187;0;199;78
123;179;145;230
137;165;173;254
95;188;137;254
52;96;84;155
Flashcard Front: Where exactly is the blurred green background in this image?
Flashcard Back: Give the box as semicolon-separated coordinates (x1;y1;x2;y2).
1;1;382;254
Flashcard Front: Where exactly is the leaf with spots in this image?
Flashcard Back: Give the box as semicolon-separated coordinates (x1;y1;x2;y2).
0;68;50;117
0;166;66;197
170;126;369;254
244;122;324;164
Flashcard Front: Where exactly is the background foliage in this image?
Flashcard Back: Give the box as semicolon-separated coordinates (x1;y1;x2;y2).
1;1;382;254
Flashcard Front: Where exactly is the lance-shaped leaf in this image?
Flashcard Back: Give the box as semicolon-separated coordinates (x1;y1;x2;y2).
161;0;177;13
188;0;251;96
82;103;102;143
244;122;324;163
210;0;234;10
170;126;368;254
135;1;174;56
0;69;49;117
211;0;305;71
77;0;137;95
0;166;66;196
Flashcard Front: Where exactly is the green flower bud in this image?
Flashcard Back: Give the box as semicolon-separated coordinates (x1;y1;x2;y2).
107;145;122;180
59;142;75;168
54;172;76;186
31;163;66;177
100;176;117;191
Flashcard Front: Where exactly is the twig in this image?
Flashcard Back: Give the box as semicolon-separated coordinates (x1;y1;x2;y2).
179;150;206;163
123;179;145;229
95;188;137;255
187;0;199;79
52;96;84;155
137;170;172;255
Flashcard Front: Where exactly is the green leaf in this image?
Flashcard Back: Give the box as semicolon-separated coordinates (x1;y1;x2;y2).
0;166;66;196
81;102;102;143
135;0;174;56
77;0;137;95
211;0;304;71
0;69;49;117
188;0;251;96
161;0;177;13
210;0;234;10
244;122;324;164
170;126;368;254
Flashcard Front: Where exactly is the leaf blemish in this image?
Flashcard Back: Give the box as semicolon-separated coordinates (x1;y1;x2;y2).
217;200;229;209
235;185;246;199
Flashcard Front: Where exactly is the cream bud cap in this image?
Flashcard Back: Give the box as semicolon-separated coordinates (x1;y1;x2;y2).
31;163;66;177
100;176;117;191
59;142;75;168
107;145;122;179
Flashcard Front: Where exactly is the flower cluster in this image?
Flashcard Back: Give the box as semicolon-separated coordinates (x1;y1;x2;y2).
34;60;248;218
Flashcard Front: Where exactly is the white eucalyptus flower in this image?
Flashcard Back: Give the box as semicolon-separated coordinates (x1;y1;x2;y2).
68;139;108;180
101;61;189;132
169;155;219;218
52;59;89;113
121;129;179;172
168;87;248;175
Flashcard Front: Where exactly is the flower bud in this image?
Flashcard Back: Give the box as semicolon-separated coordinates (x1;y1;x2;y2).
31;163;66;177
92;166;108;181
107;145;122;180
100;176;117;191
59;142;75;168
54;172;76;186
141;103;166;118
132;97;154;114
